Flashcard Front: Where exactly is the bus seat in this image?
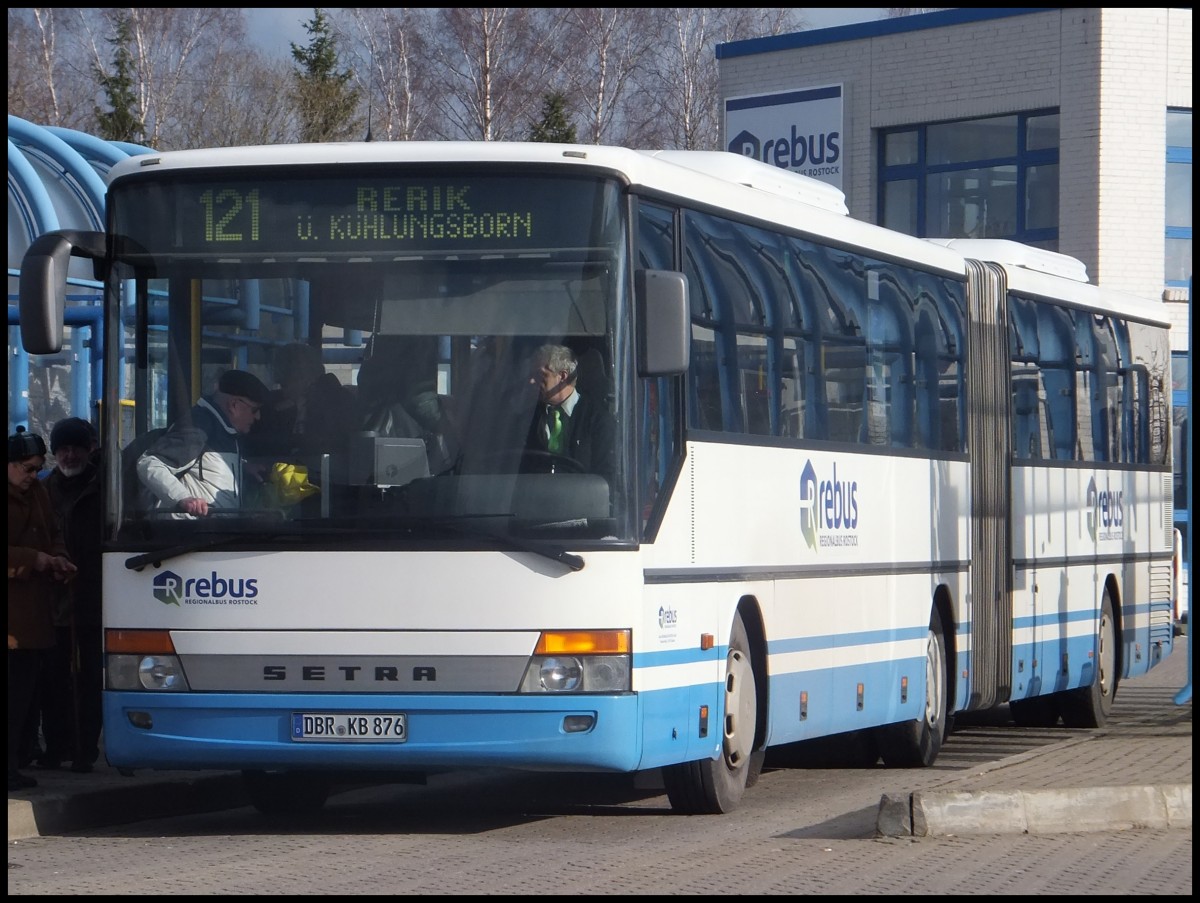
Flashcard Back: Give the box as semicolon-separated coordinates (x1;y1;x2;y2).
575;347;609;405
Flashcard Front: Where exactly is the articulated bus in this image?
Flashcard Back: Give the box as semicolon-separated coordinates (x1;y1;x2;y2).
19;143;1176;814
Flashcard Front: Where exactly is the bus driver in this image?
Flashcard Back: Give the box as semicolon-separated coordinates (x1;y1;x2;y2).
524;344;615;480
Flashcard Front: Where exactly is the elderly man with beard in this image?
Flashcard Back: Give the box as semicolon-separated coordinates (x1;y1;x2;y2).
37;418;103;773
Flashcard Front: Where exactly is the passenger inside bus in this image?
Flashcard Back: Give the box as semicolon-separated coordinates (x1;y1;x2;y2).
252;342;358;460
136;369;271;518
357;336;462;475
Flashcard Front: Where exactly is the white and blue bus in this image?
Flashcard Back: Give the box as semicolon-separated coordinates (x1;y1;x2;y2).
19;142;1177;814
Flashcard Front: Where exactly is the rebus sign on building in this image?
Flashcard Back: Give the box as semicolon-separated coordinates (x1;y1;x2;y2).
725;85;844;191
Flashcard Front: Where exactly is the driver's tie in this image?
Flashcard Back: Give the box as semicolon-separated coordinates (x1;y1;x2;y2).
547;406;564;453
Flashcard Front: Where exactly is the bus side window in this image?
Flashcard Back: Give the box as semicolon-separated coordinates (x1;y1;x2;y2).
1037;303;1076;461
914;312;941;450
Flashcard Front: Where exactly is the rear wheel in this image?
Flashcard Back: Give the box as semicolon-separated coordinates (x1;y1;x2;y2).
243;770;331;816
1059;591;1118;728
877;607;948;767
663;612;762;813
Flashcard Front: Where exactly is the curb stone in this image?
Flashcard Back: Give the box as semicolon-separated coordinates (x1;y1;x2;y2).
876;783;1192;837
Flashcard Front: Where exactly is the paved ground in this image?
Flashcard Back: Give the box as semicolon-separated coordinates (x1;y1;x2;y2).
9;636;1191;842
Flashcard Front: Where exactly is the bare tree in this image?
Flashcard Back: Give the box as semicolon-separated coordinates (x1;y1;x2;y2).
625;8;805;150
11;8;293;149
78;8;253;149
558;8;656;145
182;52;297;148
338;7;435;141
7;8;94;129
11;6;824;151
425;7;570;141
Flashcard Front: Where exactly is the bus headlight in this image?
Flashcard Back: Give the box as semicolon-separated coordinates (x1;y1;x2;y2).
519;654;630;693
107;653;189;691
540;656;583;691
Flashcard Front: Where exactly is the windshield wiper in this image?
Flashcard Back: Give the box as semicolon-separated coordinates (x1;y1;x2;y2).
123;509;300;570
126;534;252;570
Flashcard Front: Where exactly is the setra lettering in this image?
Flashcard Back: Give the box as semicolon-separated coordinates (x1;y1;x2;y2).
261;664;438;683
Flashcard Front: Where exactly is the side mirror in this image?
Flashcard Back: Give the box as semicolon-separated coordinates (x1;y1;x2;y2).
19;229;106;355
635;269;689;376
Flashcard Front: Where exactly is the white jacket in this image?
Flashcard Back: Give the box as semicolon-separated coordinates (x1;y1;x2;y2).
136;397;244;515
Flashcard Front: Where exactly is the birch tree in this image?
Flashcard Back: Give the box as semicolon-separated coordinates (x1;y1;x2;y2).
425;7;570;141
339;7;434;142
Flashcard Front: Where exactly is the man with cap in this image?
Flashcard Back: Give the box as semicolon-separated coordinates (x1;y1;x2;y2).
38;417;103;772
137;369;271;517
8;426;77;791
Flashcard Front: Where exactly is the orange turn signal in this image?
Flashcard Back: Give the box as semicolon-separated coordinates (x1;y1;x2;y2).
534;629;630;655
106;629;176;654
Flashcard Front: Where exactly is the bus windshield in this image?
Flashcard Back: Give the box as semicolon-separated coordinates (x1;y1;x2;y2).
107;168;633;550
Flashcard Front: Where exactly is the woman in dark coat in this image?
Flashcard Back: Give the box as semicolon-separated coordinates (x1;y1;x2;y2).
8;427;76;790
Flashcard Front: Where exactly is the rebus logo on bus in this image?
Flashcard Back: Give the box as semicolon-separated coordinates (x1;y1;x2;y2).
799;459;860;551
1086;476;1126;543
152;569;259;606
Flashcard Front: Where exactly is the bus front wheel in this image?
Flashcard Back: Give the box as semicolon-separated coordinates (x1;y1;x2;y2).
663;611;763;814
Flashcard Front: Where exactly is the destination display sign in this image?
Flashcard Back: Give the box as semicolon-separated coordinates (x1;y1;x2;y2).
111;172;614;257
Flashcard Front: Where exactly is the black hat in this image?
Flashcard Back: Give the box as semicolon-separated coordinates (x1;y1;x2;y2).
217;370;270;405
9;425;47;462
50;417;97;453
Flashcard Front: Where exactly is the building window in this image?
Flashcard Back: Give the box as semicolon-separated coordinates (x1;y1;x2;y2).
1165;109;1192;289
879;111;1059;249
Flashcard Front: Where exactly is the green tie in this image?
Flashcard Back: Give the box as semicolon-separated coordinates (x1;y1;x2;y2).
547;406;564;453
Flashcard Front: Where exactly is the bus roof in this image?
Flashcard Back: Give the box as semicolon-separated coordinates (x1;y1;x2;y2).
927;238;1170;326
105;142;1170;324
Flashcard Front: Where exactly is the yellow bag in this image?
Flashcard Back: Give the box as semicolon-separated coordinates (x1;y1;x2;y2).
267;462;320;507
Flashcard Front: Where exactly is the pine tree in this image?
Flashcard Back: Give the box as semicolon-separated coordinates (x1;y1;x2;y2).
528;92;578;143
291;8;363;143
93;14;145;144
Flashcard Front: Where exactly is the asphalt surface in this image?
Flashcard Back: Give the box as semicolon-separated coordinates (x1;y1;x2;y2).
9;635;1191;841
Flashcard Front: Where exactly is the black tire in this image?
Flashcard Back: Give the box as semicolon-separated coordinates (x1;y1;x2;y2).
877;607;949;768
1059;590;1118;728
663;612;762;813
243;770;331;816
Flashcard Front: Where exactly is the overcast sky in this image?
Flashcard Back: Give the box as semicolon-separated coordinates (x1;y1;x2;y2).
247;8;890;56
